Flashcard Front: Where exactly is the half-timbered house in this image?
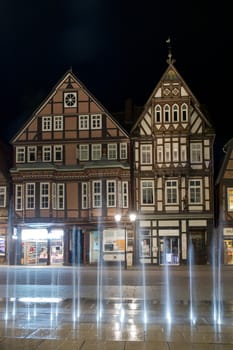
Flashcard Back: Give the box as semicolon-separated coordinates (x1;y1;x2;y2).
131;54;215;265
215;138;233;265
0;139;12;264
10;70;133;266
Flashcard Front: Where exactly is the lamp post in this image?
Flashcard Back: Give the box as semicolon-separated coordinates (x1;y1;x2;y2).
115;213;136;269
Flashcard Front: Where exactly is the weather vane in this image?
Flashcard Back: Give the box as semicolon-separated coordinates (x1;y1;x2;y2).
166;37;173;64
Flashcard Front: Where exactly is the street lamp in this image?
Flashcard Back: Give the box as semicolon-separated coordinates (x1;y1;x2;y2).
115;213;136;269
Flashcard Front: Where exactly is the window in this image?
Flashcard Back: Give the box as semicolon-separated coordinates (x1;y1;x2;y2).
141;144;152;164
166;180;178;204
42;146;52;162
42;116;52;131
173;142;179;162
164;104;170;123
64;92;77;107
155;105;161;123
189;179;202;204
190;143;202;163
79;144;89;161
93;181;101;208
16;147;25;163
181;145;187;162
0;187;6;207
141;181;154;204
28;146;37;162
91;114;102;129
157;146;163;162
15;184;23;210
92;144;101;160
54;116;63;130
107;180;116;207
79;115;89;129
26;183;35;209
122;182;128;208
181;104;188;122
165;143;171;162
120;143;127;159
57;184;65;209
172;104;179;122
40;183;49;209
108;144;117;160
227;188;233;211
140;230;151;257
82;183;88;209
54;145;63;161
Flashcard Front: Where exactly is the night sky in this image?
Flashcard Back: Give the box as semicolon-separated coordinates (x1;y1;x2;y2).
0;1;232;166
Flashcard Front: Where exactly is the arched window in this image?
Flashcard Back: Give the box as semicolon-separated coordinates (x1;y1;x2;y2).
155;105;161;123
164;104;170;123
172;104;179;122
181;104;188;122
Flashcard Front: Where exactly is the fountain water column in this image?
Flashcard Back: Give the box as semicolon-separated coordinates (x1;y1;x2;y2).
212;228;222;325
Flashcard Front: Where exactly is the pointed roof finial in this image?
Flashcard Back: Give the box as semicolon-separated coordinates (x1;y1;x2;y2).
166;37;174;64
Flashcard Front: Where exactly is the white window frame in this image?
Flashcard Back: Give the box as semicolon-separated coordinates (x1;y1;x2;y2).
42;146;52;162
108;144;117;160
155;105;161;123
120;143;127;159
172;104;179;122
27;146;37;162
79;115;89;129
189;179;202;204
141;180;154;204
141;144;152;164
54;116;63;130
42;116;52;131
91;114;102;129
16;147;25;163
165;143;171;162
82;182;88;209
15;184;23;211
79;144;89;161
26;183;35;209
164;104;170;123
181;145;187;162
181;103;188;122
165;180;178;204
157;145;163;162
57;183;65;209
190;143;202;163
0;186;6;207
92;144;102;160
54;145;63;162
107;180;116;207
93;181;102;208
173;142;179;162
40;183;50;209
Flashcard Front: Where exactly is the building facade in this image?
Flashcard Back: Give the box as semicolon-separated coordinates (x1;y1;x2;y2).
216;138;233;265
8;56;216;266
10;70;134;266
131;56;215;265
0;140;12;264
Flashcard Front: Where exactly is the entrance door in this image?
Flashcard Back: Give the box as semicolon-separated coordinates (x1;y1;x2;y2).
159;237;179;265
189;231;206;264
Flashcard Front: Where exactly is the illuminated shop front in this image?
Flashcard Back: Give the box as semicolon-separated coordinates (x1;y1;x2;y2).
223;228;233;265
21;228;64;265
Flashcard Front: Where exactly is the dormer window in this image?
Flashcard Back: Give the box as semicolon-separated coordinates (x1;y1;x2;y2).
64;92;77;107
